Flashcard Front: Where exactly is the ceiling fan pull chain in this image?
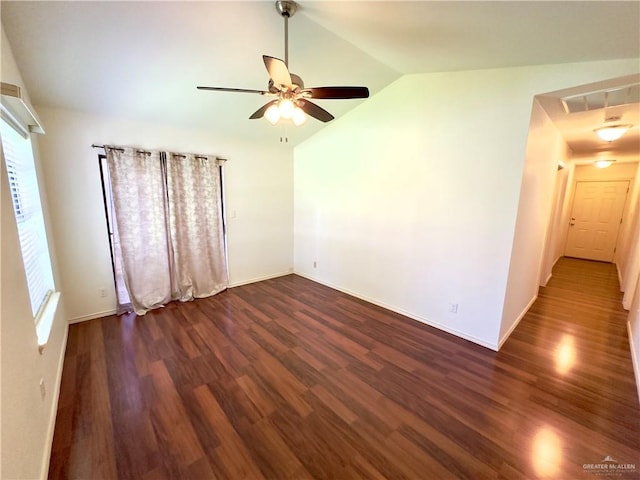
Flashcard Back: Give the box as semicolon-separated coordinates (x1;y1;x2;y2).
280;123;289;143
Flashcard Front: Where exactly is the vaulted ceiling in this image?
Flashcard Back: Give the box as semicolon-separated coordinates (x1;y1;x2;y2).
2;1;639;150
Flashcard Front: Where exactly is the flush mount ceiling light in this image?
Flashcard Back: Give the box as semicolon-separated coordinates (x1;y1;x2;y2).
594;159;616;169
594;124;632;142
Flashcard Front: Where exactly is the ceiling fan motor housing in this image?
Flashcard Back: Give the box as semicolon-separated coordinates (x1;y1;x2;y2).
268;74;303;94
276;0;298;18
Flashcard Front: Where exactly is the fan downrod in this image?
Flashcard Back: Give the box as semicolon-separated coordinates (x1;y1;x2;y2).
276;0;297;18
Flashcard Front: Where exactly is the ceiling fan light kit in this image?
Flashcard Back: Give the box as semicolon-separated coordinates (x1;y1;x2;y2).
197;1;369;127
265;99;307;126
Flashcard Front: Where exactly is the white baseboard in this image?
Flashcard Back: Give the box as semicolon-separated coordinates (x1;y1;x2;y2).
40;321;69;480
229;269;293;288
628;321;640;406
497;294;538;350
69;309;117;324
294;272;499;351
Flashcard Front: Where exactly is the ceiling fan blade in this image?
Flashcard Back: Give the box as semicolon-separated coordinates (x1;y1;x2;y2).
249;100;279;120
298;99;335;123
263;55;292;89
197;86;268;95
304;86;370;99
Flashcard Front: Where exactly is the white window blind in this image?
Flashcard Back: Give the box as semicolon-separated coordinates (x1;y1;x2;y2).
1;118;54;317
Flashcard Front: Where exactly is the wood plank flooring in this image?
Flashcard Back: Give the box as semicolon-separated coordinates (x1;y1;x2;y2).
48;257;640;479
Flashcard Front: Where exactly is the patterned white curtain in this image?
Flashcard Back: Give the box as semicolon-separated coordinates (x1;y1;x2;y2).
105;147;227;315
166;152;227;301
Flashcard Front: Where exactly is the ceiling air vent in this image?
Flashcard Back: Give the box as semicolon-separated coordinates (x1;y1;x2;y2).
561;83;640;114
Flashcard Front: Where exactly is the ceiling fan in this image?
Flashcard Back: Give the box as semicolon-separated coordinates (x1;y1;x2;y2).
197;0;369;126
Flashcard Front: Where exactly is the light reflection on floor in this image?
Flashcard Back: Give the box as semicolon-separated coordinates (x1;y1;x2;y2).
532;426;563;478
554;334;577;376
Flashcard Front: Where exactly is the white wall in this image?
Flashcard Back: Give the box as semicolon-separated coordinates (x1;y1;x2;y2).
571;160;639;180
1;27;68;480
626;188;640;401
500;99;572;345
618;165;640;310
35;107;294;322
539;164;570;286
294;58;639;350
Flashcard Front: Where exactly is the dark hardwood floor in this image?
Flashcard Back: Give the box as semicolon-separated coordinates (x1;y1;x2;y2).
49;257;640;479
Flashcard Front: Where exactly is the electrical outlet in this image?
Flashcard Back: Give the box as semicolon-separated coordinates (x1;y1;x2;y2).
449;303;459;314
99;288;107;298
39;378;46;399
313;261;317;268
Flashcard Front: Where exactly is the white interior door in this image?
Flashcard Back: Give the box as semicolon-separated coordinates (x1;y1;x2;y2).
564;180;629;262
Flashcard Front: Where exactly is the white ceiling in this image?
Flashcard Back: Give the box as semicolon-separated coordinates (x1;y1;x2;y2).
2;1;639;151
303;1;640;74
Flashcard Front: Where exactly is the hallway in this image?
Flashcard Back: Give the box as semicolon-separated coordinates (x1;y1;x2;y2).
498;256;639;477
49;257;639;479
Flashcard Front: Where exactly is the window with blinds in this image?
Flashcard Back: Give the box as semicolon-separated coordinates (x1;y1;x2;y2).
1;118;54;317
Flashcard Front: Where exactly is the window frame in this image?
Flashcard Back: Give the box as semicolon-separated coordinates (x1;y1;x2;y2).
1;116;59;349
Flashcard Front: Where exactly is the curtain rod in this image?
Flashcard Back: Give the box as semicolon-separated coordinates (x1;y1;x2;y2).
92;144;124;152
172;153;207;161
92;144;150;155
92;144;227;162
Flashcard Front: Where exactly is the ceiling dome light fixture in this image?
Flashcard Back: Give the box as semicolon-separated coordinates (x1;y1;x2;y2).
594;159;616;169
594;124;632;142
